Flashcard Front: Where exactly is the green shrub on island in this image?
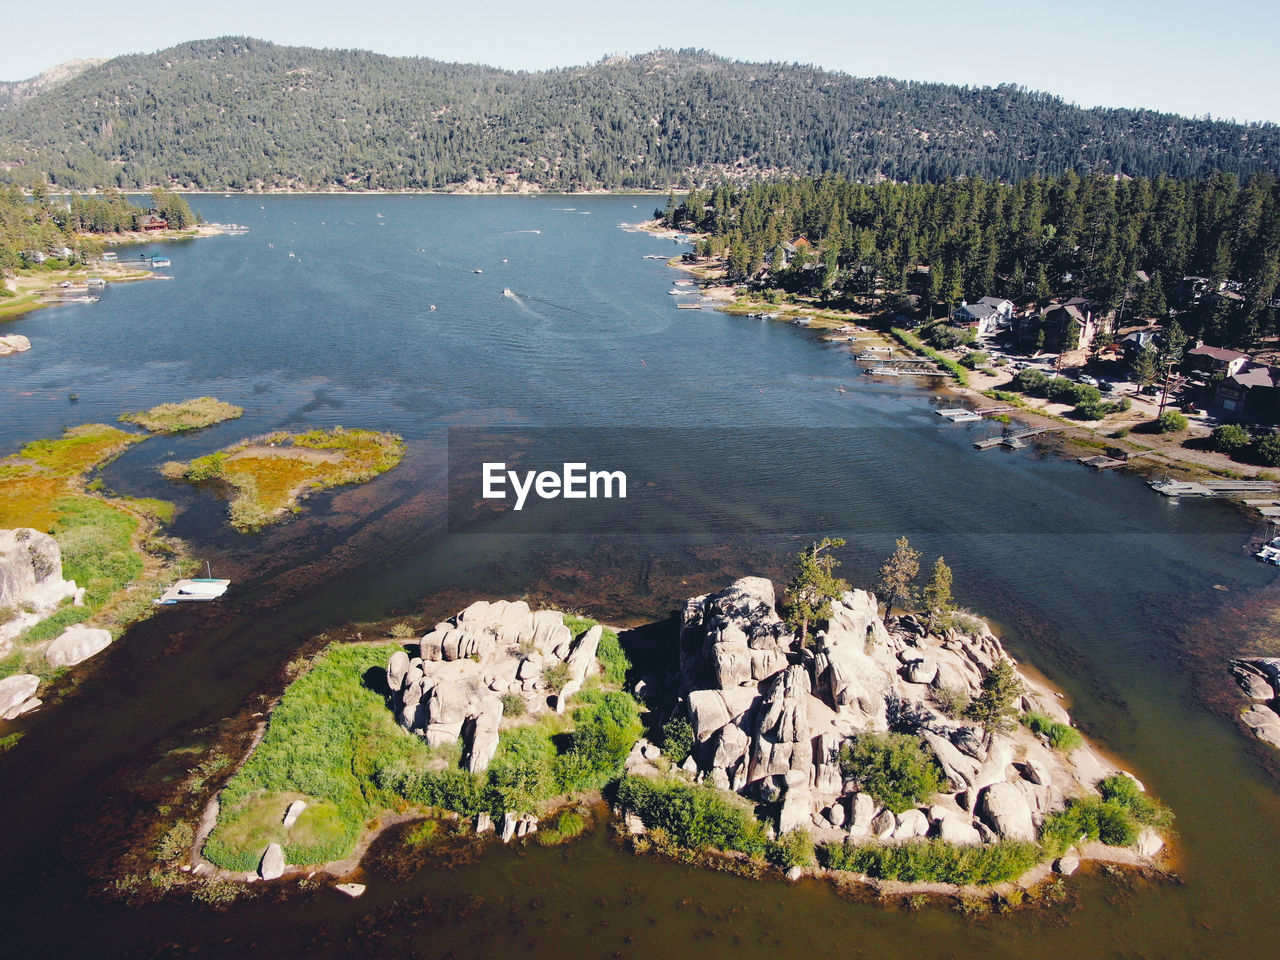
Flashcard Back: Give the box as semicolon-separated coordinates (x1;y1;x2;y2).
163;428;405;533
614;775;768;857
1022;712;1083;753
557;690;644;791
838;732;947;814
819;837;1042;886
768;828;816;870
564;615;628;686
53;496;143;608
660;715;695;765
1038;774;1172;858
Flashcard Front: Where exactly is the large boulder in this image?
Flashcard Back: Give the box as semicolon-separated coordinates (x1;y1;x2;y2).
921;731;980;789
44;624;112;668
466;700;503;773
846;792;876;838
778;781;813;835
0;334;32;356
936;814;982;845
282;800;306;828
1136;827;1164;858
893;808;930;839
976;782;1036;842
1230;660;1279;701
749;666;811;782
386;650;410;691
1241;704;1280;748
0;529;81;645
259;843;285;880
869;808;896;840
0;674;40;718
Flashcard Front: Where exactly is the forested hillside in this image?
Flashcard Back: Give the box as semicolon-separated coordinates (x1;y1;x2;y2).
1;38;1278;192
661;171;1280;347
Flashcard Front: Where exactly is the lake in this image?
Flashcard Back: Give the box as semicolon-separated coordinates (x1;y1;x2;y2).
1;195;1278;958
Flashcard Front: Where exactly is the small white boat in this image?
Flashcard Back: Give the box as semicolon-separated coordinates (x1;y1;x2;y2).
85;278;106;288
866;366;900;376
473;268;483;274
157;578;230;604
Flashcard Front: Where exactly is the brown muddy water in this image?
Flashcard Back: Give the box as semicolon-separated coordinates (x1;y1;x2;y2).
1;195;1278;959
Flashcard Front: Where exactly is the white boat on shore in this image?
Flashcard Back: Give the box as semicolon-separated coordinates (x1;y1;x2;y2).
157;578;230;604
866;366;900;376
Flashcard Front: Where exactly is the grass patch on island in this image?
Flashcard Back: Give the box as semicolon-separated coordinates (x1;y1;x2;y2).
0;422;179;681
163;427;404;533
120;397;244;433
205;622;641;872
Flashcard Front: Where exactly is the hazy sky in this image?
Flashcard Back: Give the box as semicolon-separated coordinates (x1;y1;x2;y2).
7;0;1277;123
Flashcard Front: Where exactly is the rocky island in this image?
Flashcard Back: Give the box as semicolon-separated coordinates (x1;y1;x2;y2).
616;577;1167;884
188;563;1169;900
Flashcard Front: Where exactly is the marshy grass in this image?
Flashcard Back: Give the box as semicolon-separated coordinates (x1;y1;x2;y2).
120;396;244;433
163;426;405;533
0;423;180;681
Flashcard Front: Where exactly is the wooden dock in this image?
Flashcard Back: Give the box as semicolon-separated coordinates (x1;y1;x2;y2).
1078;455;1126;470
973;426;1057;450
1148;478;1278;498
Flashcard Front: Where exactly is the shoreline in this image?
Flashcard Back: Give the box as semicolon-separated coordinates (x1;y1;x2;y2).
647;220;1280;504
1;224;230;323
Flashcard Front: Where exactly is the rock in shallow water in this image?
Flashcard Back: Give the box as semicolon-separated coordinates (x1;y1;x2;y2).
0;674;39;718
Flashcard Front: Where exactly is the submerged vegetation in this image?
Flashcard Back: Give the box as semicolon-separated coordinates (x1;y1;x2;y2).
120;397;244;434
162;427;404;532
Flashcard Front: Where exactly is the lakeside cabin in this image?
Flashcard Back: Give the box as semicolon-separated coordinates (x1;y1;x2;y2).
140;213;168;231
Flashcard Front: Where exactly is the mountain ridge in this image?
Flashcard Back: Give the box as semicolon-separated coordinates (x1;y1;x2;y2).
0;37;1276;191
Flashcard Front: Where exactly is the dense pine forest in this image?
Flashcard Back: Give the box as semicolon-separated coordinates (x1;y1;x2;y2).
660;172;1280;348
0;186;196;276
1;38;1278;192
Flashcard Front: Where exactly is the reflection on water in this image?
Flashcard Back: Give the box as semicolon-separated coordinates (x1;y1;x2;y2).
0;196;1277;958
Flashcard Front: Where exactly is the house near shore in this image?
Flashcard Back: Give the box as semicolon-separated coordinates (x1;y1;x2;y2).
140;213;168;231
1120;329;1158;361
951;296;1014;335
1215;362;1280;418
1187;343;1251;377
1035;298;1101;351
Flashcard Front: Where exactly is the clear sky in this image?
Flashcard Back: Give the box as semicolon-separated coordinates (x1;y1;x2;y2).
6;0;1278;124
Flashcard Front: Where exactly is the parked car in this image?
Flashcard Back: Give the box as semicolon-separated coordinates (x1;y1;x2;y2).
1098;380;1115;394
1078;374;1099;387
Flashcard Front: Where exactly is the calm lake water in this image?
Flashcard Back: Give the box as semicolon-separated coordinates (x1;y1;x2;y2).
1;195;1279;958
